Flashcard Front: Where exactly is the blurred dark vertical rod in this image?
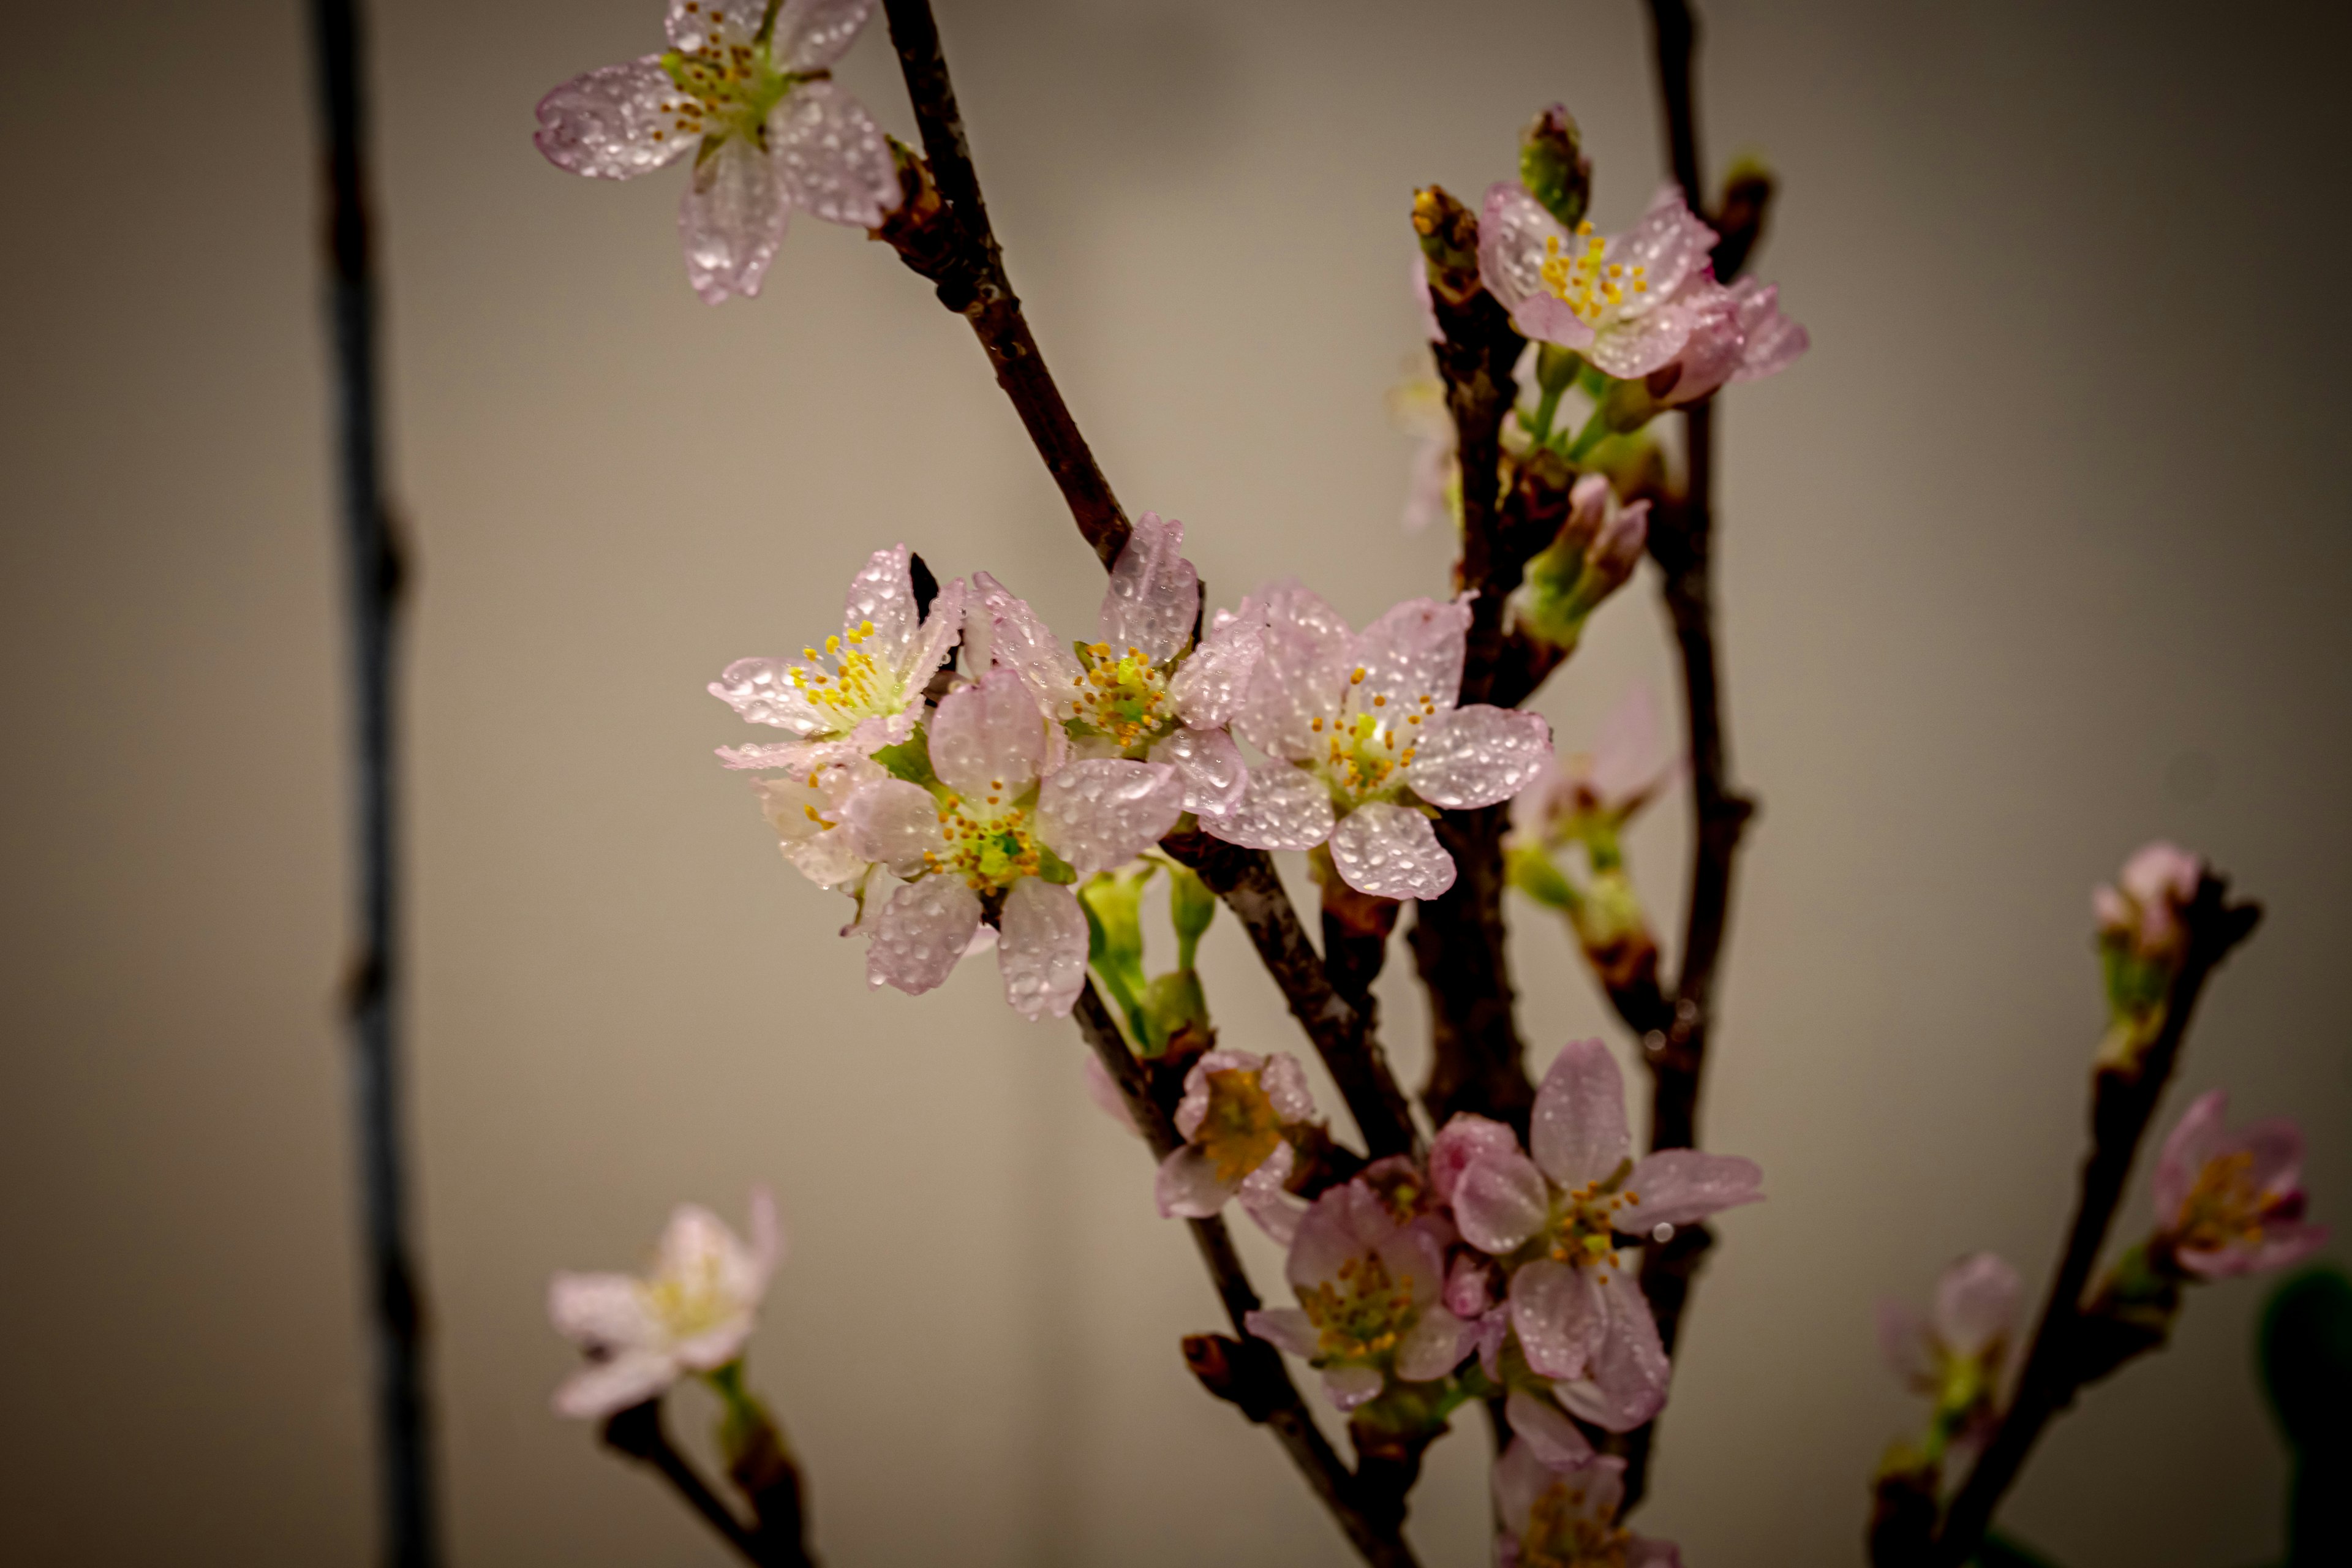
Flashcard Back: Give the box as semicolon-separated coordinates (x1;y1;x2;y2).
306;1;437;1564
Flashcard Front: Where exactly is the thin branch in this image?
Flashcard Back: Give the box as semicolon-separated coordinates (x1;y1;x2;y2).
601;1401;781;1567
306;2;437;1562
877;0;1129;567
1072;984;1423;1568
1925;878;2262;1567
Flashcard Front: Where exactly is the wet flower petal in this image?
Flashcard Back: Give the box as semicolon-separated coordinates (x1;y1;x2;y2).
1511;1257;1606;1381
997;878;1090;1020
1351;596;1469;715
769;79;899;228
1395;1305;1476;1382
1623;1148;1763;1229
1457;1148;1550;1254
1328;801;1455;900
1554;1270;1670;1431
1530;1038;1632;1191
929;667;1047;797
1243;1306;1319;1358
534;58;695;179
1406;704;1553;809
1505;1388;1599;1471
1155;1143;1242;1218
1205;764;1336;853
866;876;982;995
679;134;789;304
1168;610;1265;729
1431;1113;1523;1204
1101;511;1201;667
1036;759;1185;877
771;0;876;71
844;777;946;878
1150;725;1248;817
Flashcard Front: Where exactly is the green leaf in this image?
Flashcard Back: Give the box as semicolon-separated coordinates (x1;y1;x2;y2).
873;730;938;790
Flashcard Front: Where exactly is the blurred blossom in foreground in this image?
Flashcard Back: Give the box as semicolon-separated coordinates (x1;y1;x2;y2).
534;0;901;302
1493;1436;1681;1567
548;1188;780;1418
2152;1090;2326;1279
1877;1252;2019;1459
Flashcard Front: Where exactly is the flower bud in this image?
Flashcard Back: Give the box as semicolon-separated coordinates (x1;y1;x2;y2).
2093;840;2202;1068
1518;104;1593;230
1411;184;1481;306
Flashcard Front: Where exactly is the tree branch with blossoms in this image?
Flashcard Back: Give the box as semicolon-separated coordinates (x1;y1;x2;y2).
512;4;2330;1567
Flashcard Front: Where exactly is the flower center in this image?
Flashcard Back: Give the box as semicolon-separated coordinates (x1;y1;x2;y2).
1301;1253;1420;1366
925;788;1043;892
1308;669;1436;803
1537;222;1649;326
783;619;901;729
1068;643;1178;752
640;1254;733;1341
1546;1163;1642;1273
1198;1069;1283;1184
2175;1151;2280;1254
652;8;812;150
1520;1481;1631;1568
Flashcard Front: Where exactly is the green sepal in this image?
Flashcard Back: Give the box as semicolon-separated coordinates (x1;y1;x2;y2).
1080;865;1153;1042
1142;968;1210;1055
1505;843;1577;911
873;730;939;791
1033;843;1079;884
1166;861;1217;971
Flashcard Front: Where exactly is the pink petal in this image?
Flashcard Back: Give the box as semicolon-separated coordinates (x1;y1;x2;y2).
1727;278;1808;383
1608;187;1719;303
970;571;1085;694
845;777;946;878
1395;1306;1476;1382
1511;1258;1606;1381
769;80;899;228
667;1;764;51
1491;1439;1554;1536
1287;1182;1397;1292
1932;1252;2020;1360
678;135;788;305
1155;1144;1243;1218
1349;596;1470;717
1151;726;1248;817
839;544;920;675
535;59;697;180
1411;253;1443;343
1653;282;1744;405
1555;1268;1669;1432
1244;1306;1319;1358
1430;1113;1523;1204
1233;583;1354;759
1876;1299;1935;1387
1036;759;1185;876
2122;840;2202;907
1531;1039;1632;1191
907;577;967;689
1591;685;1668;810
2154;1089;2230;1225
997;878;1090;1020
1080;1054;1142;1137
1506;1388;1598;1471
1588;298;1697;380
2235;1117;2309;1199
1260;1053;1318;1123
865;876;982;995
553;1349;680;1419
1202;763;1335;853
1323;1365;1387;1411
1476;182;1562;317
1101;511;1201;667
709;657;826;733
2244;1222;2330;1274
769;0;876;71
1329;801;1455;900
1455;1148;1551;1254
1623;1149;1763;1229
1445;1253;1497;1316
547;1272;657;1349
1173;1048;1264;1139
1408;704;1554;809
929;667;1047;797
717;738;856;772
1238;1160;1305;1246
1510;290;1600;350
1168;603;1265;729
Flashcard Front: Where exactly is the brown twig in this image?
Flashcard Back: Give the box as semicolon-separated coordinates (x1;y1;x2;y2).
601;1401;801;1567
1072;984;1423;1568
1918;877;2262;1567
876;0;1129;567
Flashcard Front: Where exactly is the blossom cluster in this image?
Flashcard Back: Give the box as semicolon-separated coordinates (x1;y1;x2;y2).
707;516;1556;1019
1149;1038;1762;1566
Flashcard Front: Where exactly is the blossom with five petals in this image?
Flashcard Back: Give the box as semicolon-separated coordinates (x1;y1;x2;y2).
1245;1177;1478;1410
1449;1039;1762;1430
1477;184;1721;379
971;512;1258;819
709;543;967;773
1206;587;1553;900
2150;1090;2326;1278
1155;1049;1317;1243
534;0;902;303
854;668;1184;1018
1493;1436;1682;1568
548;1188;780;1418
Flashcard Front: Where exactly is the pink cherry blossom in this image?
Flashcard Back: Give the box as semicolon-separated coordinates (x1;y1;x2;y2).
1245;1178;1478;1410
860;668;1182;1018
1155;1050;1318;1245
1509;684;1679;850
2151;1090;2326;1278
710;544;967;772
1206;586;1553;900
1493;1436;1681;1568
548;1187;781;1419
750;755;890;894
2094;840;2203;960
1478;184;1719;379
1452;1039;1761;1430
1643;276;1809;409
968;515;1257;820
1876;1252;2019;1445
535;0;902;303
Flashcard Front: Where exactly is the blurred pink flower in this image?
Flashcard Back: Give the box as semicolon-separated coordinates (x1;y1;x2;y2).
1245;1178;1477;1409
1155;1049;1319;1245
2094;840;2203;960
1492;1436;1681;1568
2152;1090;2326;1278
1509;684;1679;850
1452;1040;1760;1430
1645;276;1809;409
535;0;901;302
548;1188;781;1419
1207;586;1553;900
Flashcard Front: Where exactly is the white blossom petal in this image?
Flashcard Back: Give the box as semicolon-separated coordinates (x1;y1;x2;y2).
667;0;764;51
1322;1365;1386;1411
709;657;825;733
1101;511;1201;666
1204;763;1335;852
1234;584;1353;759
929;668;1047;797
845;778;946;878
1329;802;1455;900
770;0;875;70
1555;1270;1670;1431
534;59;697;179
1395;1306;1475;1382
905;576;967;690
998;878;1089;1020
1609;187;1719;305
1406;705;1553;809
1454;1149;1550;1255
552;1350;679;1419
1347;596;1469;717
1623;1149;1763;1229
840;544;919;675
1728;277;1807;382
1036;760;1184;876
865;876;982;995
1260;1053;1317;1123
1245;1306;1319;1359
1589;298;1697;380
1169;613;1264;729
1505;1389;1600;1471
1149;726;1248;816
1510;1258;1607;1382
679;135;788;304
1476;182;1567;317
1155;1144;1243;1218
1531;1038;1632;1190
548;1272;659;1351
769;80;899;227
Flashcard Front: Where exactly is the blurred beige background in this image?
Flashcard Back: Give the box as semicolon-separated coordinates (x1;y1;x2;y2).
3;0;2348;1563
